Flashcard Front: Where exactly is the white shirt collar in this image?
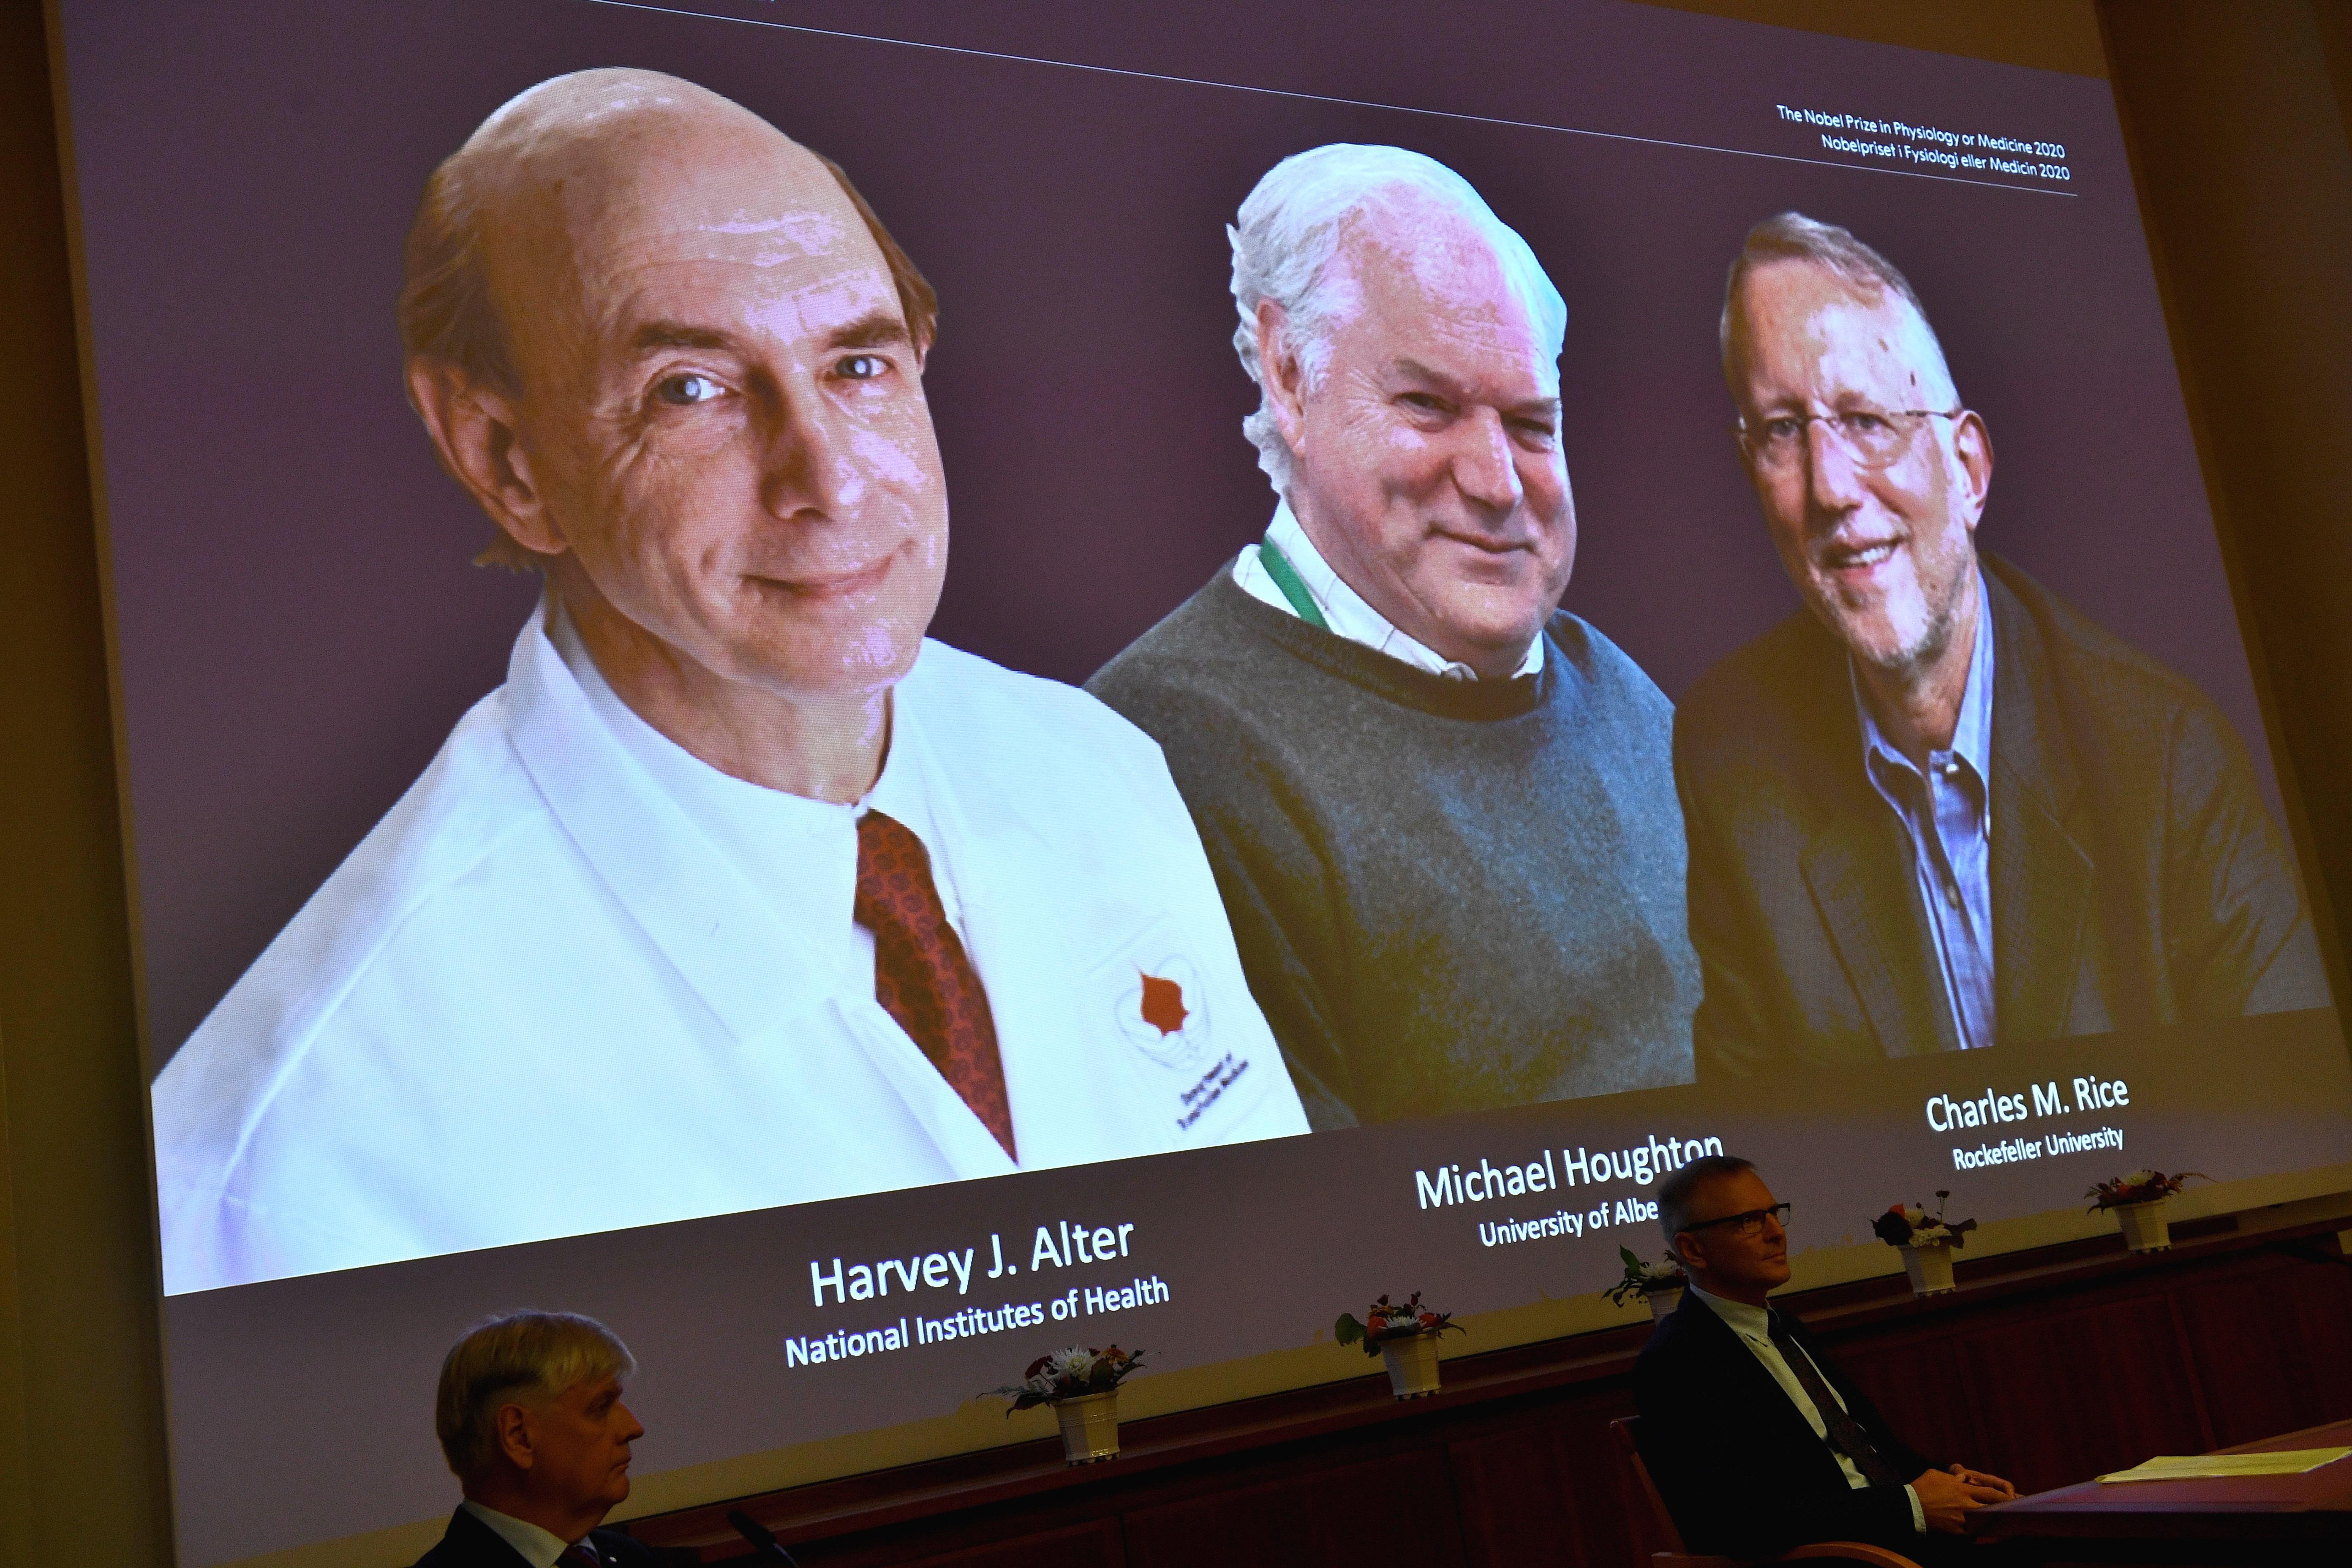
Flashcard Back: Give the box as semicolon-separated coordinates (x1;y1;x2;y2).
1688;1283;1773;1341
545;596;965;987
460;1499;573;1568
1232;501;1546;681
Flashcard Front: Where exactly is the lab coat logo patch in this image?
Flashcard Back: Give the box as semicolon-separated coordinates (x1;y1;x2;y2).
1117;957;1208;1070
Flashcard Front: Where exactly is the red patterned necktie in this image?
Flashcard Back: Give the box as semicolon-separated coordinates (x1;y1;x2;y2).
557;1545;601;1568
853;811;1017;1160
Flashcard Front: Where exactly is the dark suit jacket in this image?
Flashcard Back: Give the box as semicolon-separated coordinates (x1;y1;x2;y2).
1674;554;2325;1073
412;1505;661;1568
1634;1291;1930;1557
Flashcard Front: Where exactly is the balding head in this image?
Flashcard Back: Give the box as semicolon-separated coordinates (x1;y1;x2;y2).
400;68;934;408
398;70;953;796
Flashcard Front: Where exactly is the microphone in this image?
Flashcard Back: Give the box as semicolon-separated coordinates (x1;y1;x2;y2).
724;1509;804;1567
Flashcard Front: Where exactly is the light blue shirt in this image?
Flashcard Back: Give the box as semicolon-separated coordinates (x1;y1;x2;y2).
1854;578;1995;1051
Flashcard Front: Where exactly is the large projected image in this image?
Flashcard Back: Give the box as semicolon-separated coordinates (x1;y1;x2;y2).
49;0;2352;1562
154;60;1313;1296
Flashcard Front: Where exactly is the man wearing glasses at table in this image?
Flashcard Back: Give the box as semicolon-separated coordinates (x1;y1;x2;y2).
1636;1155;2017;1562
1674;213;2324;1076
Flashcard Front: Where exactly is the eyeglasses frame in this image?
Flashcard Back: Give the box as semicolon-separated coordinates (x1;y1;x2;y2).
1735;406;1967;473
1678;1201;1794;1238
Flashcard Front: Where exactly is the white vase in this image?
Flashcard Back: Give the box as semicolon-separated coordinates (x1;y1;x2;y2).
1379;1332;1443;1399
1054;1389;1120;1464
1647;1286;1685;1322
2115;1197;2172;1252
1901;1242;1956;1296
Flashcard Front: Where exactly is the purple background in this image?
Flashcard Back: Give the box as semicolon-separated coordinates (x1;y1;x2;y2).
60;0;2269;1069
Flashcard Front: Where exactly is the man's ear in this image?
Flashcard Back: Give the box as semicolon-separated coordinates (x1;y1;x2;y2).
1670;1232;1703;1274
1255;300;1310;458
490;1402;538;1473
1951;409;1994;531
405;357;568;561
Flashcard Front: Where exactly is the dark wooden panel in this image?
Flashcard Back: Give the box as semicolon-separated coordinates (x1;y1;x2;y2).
887;1519;1125;1568
1445;1388;1636;1568
2171;1251;2352;1448
1956;1296;2210;1493
1835;1332;1988;1475
1120;1447;1465;1568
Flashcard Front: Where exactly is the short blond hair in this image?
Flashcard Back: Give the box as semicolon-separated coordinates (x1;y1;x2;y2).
433;1310;636;1484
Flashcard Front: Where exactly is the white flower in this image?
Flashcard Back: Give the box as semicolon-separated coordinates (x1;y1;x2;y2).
1047;1348;1097;1382
2122;1169;2158;1188
1902;1205;1929;1227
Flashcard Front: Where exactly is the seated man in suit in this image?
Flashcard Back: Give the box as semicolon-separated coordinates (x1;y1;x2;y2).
1635;1155;2015;1562
1676;212;2324;1073
417;1311;658;1567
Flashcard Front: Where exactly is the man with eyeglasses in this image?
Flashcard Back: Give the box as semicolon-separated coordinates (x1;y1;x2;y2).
1674;212;2322;1075
1635;1155;2016;1562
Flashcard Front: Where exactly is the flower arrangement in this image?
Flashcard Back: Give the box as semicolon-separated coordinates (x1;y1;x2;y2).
1333;1292;1462;1356
1871;1190;1978;1250
1604;1246;1688;1307
988;1345;1148;1413
2087;1169;2208;1211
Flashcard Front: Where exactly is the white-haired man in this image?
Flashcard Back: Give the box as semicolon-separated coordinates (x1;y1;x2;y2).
1675;213;2324;1073
418;1312;655;1567
1090;144;1699;1127
151;69;1306;1294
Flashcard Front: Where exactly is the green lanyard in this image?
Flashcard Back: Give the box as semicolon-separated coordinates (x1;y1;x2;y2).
1255;534;1331;631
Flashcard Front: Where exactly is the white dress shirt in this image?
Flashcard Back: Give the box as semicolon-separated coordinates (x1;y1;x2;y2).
1231;501;1546;681
551;602;966;996
458;1500;571;1567
1688;1286;1925;1533
152;597;1309;1293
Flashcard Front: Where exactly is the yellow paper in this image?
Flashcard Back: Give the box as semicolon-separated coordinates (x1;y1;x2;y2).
2096;1447;2352;1483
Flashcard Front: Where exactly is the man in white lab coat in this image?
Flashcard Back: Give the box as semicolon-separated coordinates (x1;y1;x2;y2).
151;68;1306;1296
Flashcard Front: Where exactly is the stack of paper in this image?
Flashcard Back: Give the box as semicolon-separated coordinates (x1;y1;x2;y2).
2096;1448;2352;1484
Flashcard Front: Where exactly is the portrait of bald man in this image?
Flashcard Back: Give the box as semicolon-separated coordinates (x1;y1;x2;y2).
151;69;1306;1295
1675;212;2326;1075
1089;145;1699;1129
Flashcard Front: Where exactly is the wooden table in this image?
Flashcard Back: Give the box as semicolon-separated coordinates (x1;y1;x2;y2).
1967;1418;2352;1562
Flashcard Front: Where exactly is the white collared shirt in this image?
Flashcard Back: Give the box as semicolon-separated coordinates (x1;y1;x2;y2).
1231;502;1546;681
459;1500;573;1568
1688;1287;1925;1533
152;599;1309;1293
550;602;968;996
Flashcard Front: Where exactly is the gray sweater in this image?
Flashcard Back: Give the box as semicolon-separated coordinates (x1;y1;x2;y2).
1088;569;1698;1128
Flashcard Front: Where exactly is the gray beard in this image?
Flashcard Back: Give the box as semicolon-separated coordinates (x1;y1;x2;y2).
1853;593;1960;689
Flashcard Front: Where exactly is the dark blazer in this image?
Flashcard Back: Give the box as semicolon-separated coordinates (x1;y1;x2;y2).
1634;1291;1930;1557
412;1505;661;1568
1674;553;2325;1073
